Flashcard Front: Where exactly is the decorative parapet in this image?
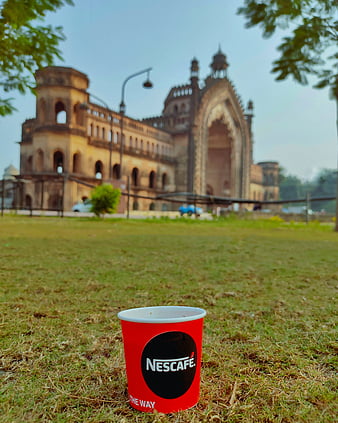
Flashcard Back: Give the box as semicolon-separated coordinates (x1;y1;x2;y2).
164;84;192;108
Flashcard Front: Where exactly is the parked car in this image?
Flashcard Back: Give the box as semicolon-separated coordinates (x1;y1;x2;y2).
72;199;92;212
178;204;203;216
282;206;313;215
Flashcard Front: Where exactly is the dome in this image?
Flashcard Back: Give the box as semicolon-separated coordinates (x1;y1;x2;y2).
190;57;199;78
3;164;19;180
191;57;199;70
210;47;228;76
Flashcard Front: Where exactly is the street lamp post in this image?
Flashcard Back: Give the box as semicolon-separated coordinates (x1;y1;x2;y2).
119;67;153;179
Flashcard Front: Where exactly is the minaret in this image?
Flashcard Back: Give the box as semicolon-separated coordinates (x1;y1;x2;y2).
245;100;254;162
188;58;200;192
190;57;199;88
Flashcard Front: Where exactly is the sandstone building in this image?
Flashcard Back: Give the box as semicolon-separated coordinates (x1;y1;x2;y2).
18;49;279;212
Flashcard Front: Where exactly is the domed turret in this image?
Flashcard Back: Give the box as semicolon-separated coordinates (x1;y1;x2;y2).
190;57;199;89
190;57;199;78
210;46;228;78
3;164;19;180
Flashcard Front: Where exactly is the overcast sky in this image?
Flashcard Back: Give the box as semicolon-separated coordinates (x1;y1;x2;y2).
1;0;337;180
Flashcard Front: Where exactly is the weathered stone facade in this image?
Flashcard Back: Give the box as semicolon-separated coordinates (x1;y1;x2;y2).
18;49;279;212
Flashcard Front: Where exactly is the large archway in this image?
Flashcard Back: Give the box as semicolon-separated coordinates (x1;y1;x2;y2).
206;118;233;197
193;79;251;199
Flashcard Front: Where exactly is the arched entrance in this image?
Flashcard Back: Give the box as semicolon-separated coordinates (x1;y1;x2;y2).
206;118;232;197
193;80;251;199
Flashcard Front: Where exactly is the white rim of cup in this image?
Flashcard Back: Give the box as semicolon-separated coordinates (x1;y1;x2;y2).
117;306;206;323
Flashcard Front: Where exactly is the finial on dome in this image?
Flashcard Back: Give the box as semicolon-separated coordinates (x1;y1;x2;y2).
247;100;254;112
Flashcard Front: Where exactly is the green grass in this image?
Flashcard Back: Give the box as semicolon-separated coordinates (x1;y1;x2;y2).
0;216;337;422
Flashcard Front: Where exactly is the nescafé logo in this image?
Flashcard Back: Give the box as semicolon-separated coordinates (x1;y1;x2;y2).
141;331;197;399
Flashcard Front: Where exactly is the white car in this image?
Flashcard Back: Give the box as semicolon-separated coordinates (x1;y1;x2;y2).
72;199;92;212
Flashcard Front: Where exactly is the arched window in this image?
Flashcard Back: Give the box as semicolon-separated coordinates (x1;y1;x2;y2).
36;149;44;172
55;101;67;123
112;163;120;179
135;138;138;149
129;136;133;148
162;203;168;211
140;139;144;150
95;161;103;179
90;123;94;136
181;103;186;112
162;173;167;189
149;202;155;211
131;167;139;186
173;104;178;114
54;151;64;173
73;153;80;173
149;170;156;188
96;126;99;137
102;127;105;140
132;201;139;210
109;130;113;142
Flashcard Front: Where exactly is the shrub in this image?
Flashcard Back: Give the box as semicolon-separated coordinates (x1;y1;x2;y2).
90;184;121;217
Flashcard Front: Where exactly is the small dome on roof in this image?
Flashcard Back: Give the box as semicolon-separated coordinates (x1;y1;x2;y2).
210;46;228;73
190;57;199;78
3;164;19;180
191;57;199;68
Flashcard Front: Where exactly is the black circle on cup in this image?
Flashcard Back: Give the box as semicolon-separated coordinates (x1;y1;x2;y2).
141;331;197;399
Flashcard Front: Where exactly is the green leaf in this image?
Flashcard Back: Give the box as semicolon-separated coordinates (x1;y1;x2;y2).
0;0;74;116
237;0;338;99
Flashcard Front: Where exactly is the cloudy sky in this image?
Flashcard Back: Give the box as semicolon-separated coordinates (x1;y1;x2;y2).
1;0;337;180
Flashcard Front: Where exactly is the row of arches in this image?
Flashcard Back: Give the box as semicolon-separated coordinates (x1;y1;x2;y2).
38;99;88;127
23;194;170;212
173;103;187;113
25;150;169;189
87;123;172;157
263;173;278;186
132;202;169;211
252;191;264;201
39;99;68;124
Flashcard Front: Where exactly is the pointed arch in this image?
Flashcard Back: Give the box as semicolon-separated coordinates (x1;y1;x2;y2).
54;151;64;173
95;160;103;179
149;170;156;188
73;153;81;173
55;101;67;123
112;163;120;179
193;79;251;198
131;168;139;186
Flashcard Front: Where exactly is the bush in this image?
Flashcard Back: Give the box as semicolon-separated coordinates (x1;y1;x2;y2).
90;184;121;217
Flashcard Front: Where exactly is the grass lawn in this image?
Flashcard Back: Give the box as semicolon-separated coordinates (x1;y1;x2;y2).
0;216;337;422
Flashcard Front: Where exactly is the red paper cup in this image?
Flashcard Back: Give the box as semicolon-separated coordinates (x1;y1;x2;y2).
118;306;206;413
